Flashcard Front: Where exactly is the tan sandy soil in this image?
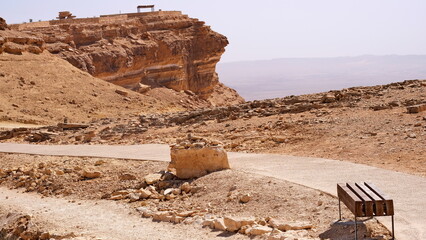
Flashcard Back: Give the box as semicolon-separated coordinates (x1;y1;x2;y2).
0;153;390;239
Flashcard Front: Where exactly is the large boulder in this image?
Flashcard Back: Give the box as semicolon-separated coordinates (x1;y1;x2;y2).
168;135;230;179
169;147;230;179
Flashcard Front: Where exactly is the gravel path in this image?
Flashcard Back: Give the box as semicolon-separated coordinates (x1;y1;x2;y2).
0;187;245;240
0;143;425;240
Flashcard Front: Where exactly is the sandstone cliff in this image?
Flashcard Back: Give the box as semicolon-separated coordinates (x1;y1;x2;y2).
13;11;244;104
0;18;44;55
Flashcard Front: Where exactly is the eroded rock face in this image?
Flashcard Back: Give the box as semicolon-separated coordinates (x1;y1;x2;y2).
0;17;8;30
168;135;230;179
13;11;231;99
0;29;45;55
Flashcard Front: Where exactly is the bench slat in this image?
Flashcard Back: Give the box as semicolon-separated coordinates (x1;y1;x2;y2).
337;183;364;217
356;182;386;216
365;182;394;215
347;183;374;216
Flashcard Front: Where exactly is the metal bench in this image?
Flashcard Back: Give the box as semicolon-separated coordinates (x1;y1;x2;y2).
337;182;394;240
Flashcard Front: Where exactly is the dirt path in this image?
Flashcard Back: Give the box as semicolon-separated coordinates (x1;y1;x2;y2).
0;187;246;240
0;143;425;239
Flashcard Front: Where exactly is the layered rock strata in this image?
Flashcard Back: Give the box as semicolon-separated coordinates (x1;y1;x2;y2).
13;11;237;100
0;17;44;55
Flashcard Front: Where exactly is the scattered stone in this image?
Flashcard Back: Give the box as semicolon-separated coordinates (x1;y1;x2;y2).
240;194;251;203
224;216;242;232
248;225;273;236
128;193;141;201
152;211;173;222
407;104;426;113
137;83;151;93
94;160;106;166
272;136;287;144
39;232;50;240
136;207;153;218
81;170;101;179
322;93;336;103
144;173;162;185
137;188;152;199
180;182;192;193
115;89;129;97
57;123;89;130
177;211;195;218
119;173;137;181
269;218;313;231
214;218;227;231
407;133;417;139
202;219;215;228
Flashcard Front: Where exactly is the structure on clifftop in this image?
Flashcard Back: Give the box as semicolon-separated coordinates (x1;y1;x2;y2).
57;11;76;20
137;5;155;12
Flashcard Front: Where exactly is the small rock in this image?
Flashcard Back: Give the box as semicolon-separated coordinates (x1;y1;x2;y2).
214;218;227;231
136;207;153;218
224;216;242;232
144;173;162;185
177;211;195;218
322;93;336;103
163;188;174;195
94;160;106;166
240;194;251;203
109;194;127;200
119;173;137;181
129;193;141;201
82;170;101;179
407;104;426;114
407;133;417;138
269;218;313;231
172;215;185;224
39;232;50;240
272;136;287;143
115;89;129;97
248;225;273;236
138;189;152;199
202;219;215;228
152;211;173;222
180;182;192;193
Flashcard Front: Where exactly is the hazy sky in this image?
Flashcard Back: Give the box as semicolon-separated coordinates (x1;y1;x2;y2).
2;0;426;62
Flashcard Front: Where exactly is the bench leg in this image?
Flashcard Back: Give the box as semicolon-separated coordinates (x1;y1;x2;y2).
338;198;342;221
354;216;358;240
391;215;395;240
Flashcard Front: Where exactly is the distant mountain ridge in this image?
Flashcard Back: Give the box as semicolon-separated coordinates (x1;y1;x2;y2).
217;55;426;100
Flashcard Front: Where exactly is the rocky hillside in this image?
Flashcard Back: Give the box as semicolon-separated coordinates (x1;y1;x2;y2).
0;51;216;125
12;11;244;105
6;79;424;177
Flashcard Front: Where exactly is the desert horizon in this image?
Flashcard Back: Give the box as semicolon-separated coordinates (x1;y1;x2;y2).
219;54;426;100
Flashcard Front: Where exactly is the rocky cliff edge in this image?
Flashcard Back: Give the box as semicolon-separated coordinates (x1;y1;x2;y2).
11;11;244;104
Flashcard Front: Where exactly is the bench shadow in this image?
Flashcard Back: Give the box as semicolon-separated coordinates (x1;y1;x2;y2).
213;230;238;238
319;220;374;240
